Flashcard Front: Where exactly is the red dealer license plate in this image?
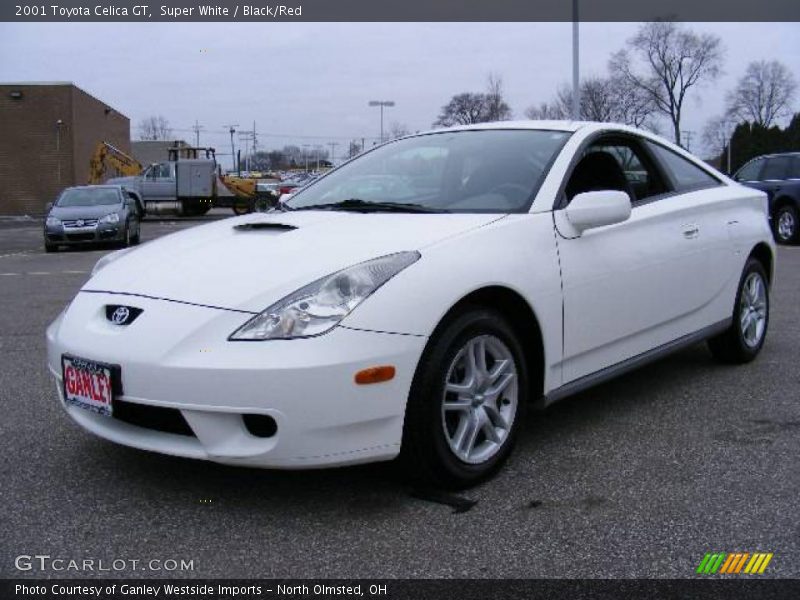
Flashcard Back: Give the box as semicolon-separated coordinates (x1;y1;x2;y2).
61;355;119;417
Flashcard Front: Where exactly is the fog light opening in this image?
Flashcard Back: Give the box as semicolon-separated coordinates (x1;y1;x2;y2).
242;414;277;438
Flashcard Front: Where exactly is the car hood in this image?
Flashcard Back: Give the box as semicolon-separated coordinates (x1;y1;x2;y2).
105;176;138;186
84;211;504;312
50;205;121;219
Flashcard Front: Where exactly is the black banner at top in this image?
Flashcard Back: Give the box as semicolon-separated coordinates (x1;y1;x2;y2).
3;0;800;22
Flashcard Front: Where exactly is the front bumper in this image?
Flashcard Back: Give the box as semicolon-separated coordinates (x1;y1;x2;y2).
46;292;427;468
45;224;122;245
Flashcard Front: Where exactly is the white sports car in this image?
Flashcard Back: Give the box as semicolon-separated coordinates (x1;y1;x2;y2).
47;121;774;488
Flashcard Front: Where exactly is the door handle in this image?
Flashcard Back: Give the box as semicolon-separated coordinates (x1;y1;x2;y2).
682;224;700;239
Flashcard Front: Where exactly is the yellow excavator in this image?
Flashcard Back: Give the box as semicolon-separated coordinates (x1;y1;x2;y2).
86;141;279;216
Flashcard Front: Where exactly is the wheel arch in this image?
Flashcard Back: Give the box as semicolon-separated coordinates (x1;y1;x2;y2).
428;285;546;405
748;242;774;284
772;194;798;211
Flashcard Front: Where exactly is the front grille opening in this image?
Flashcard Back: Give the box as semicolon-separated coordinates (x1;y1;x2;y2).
242;414;277;438
113;399;194;437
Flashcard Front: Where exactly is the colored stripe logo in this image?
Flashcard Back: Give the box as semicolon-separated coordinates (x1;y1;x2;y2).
696;552;773;574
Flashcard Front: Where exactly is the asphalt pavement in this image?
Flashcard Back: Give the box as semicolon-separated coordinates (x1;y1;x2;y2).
1;214;798;579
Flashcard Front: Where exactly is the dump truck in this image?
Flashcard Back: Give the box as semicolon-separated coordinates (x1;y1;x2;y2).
88;141;278;216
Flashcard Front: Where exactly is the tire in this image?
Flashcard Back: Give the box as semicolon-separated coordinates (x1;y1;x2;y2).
400;308;528;489
232;200;253;216
131;221;141;245
772;204;798;244
120;222;131;248
708;258;769;364
44;242;58;253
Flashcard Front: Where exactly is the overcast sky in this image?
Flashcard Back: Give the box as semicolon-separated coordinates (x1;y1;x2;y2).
1;22;798;162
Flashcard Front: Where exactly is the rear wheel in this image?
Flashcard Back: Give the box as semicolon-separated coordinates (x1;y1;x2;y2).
400;308;527;489
232;199;253;215
708;258;769;364
773;204;798;244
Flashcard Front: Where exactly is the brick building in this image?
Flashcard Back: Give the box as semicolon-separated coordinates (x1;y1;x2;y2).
0;82;130;216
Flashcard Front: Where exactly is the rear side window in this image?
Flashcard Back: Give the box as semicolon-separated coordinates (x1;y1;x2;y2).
736;158;765;182
789;156;800;179
761;156;791;181
645;141;721;192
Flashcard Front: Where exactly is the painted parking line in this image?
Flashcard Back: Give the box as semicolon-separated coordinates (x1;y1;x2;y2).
0;270;88;276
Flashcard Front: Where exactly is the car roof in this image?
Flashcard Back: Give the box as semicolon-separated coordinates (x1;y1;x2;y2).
63;185;124;191
413;119;656;135
749;152;800;160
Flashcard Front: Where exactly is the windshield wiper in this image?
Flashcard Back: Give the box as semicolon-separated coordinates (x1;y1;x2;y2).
291;198;446;213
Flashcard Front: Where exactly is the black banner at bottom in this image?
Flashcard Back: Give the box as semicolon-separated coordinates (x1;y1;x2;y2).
3;579;800;600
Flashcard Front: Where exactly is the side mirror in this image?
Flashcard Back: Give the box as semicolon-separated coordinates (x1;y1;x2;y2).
45;202;53;213
566;190;631;234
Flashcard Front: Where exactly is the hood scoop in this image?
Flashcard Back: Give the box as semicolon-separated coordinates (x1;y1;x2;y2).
233;222;297;232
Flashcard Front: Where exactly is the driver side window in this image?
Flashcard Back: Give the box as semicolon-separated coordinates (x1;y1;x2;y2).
565;138;667;205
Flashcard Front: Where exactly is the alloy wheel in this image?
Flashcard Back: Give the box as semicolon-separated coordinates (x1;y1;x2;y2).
777;210;795;242
740;271;767;348
441;334;518;465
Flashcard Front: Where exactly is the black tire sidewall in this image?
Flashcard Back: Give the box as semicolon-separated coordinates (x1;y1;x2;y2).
404;308;528;487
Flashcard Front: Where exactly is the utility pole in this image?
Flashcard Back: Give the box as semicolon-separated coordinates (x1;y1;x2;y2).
328;142;338;165
302;144;310;172
223;124;239;172
192;120;204;147
571;0;580;120
683;130;695;152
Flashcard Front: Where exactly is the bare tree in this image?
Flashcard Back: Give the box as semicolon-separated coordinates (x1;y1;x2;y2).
434;93;491;127
388;122;411;140
434;74;512;127
524;101;567;120
348;140;363;158
484;74;512;122
726;60;797;128
702;115;735;161
609;21;724;146
137;115;173;141
525;75;655;127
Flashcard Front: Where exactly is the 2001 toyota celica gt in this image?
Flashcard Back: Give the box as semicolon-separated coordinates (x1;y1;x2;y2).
47;121;775;488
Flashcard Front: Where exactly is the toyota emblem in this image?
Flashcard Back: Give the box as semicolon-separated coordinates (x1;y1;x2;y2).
105;305;143;326
111;306;130;325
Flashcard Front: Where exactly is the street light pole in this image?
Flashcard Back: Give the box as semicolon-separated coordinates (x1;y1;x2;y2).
368;100;395;143
571;0;580;121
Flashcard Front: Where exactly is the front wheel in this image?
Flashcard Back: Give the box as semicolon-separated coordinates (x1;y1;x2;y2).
118;222;131;248
400;308;527;489
773;204;798;244
708;258;769;364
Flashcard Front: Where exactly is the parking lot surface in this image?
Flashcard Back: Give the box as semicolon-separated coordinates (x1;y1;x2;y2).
1;214;798;578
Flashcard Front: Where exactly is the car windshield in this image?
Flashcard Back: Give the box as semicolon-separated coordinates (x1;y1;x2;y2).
57;188;120;207
286;129;571;213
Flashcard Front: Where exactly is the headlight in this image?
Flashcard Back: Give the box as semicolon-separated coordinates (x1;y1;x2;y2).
45;216;61;227
91;247;134;276
99;213;120;224
230;251;420;341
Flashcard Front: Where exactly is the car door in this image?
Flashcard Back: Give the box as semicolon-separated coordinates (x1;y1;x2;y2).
140;163;176;201
553;134;731;384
